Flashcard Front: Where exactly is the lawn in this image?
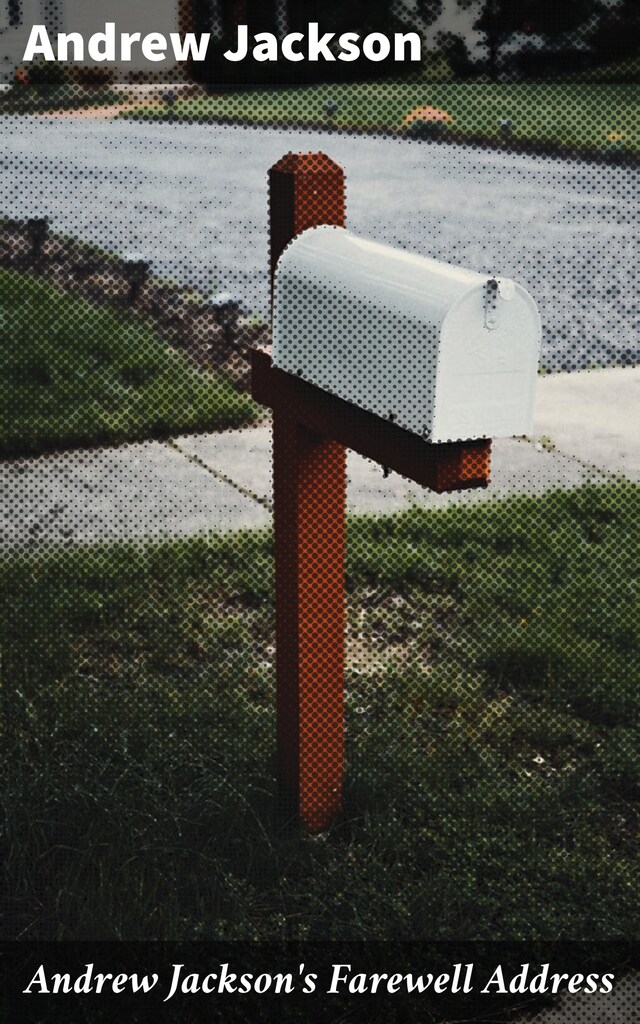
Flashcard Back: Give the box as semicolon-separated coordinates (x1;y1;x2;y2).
0;268;255;453
0;83;122;114
2;482;639;945
126;82;640;159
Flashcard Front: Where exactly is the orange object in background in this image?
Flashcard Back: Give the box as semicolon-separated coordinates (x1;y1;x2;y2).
403;105;453;127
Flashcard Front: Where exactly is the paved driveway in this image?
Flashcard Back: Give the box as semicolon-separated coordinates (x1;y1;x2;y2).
1;116;638;370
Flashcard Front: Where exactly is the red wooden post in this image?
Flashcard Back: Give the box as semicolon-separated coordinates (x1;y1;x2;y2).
257;152;492;832
269;154;347;831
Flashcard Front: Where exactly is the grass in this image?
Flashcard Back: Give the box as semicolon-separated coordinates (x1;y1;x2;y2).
125;82;640;159
2;482;639;943
566;56;640;84
0;268;255;453
0;84;122;115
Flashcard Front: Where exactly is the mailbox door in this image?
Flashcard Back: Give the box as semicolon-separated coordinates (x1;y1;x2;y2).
432;282;541;443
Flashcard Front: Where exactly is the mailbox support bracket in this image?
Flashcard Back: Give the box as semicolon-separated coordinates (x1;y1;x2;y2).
253;349;491;493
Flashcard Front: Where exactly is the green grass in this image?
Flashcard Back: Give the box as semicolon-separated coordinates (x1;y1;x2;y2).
126;82;640;158
0;268;255;453
0;84;122;115
2;482;639;942
565;56;640;84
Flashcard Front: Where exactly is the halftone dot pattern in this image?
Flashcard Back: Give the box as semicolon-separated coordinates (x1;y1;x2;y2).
1;23;640;1024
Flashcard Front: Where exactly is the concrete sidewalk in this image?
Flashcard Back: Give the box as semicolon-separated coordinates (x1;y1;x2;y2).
1;366;637;550
526;970;639;1023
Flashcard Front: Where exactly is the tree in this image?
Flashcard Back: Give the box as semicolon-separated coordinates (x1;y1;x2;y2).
436;30;478;77
590;0;640;69
192;0;427;85
287;0;419;36
474;0;599;80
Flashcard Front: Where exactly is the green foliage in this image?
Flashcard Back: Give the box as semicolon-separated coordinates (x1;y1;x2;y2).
590;0;640;66
0;268;255;452
474;0;600;50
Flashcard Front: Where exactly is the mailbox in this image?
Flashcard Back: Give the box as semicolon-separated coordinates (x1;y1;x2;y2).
272;226;540;444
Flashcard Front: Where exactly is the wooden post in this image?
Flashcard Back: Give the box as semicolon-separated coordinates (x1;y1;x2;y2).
258;152;492;831
269;153;347;831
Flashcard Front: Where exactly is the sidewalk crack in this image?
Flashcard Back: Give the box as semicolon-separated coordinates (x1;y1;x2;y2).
165;438;273;512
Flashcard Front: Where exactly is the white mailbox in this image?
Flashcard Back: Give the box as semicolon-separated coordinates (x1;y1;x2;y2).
272;226;540;444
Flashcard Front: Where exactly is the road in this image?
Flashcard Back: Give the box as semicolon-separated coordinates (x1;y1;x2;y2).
1;116;638;370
